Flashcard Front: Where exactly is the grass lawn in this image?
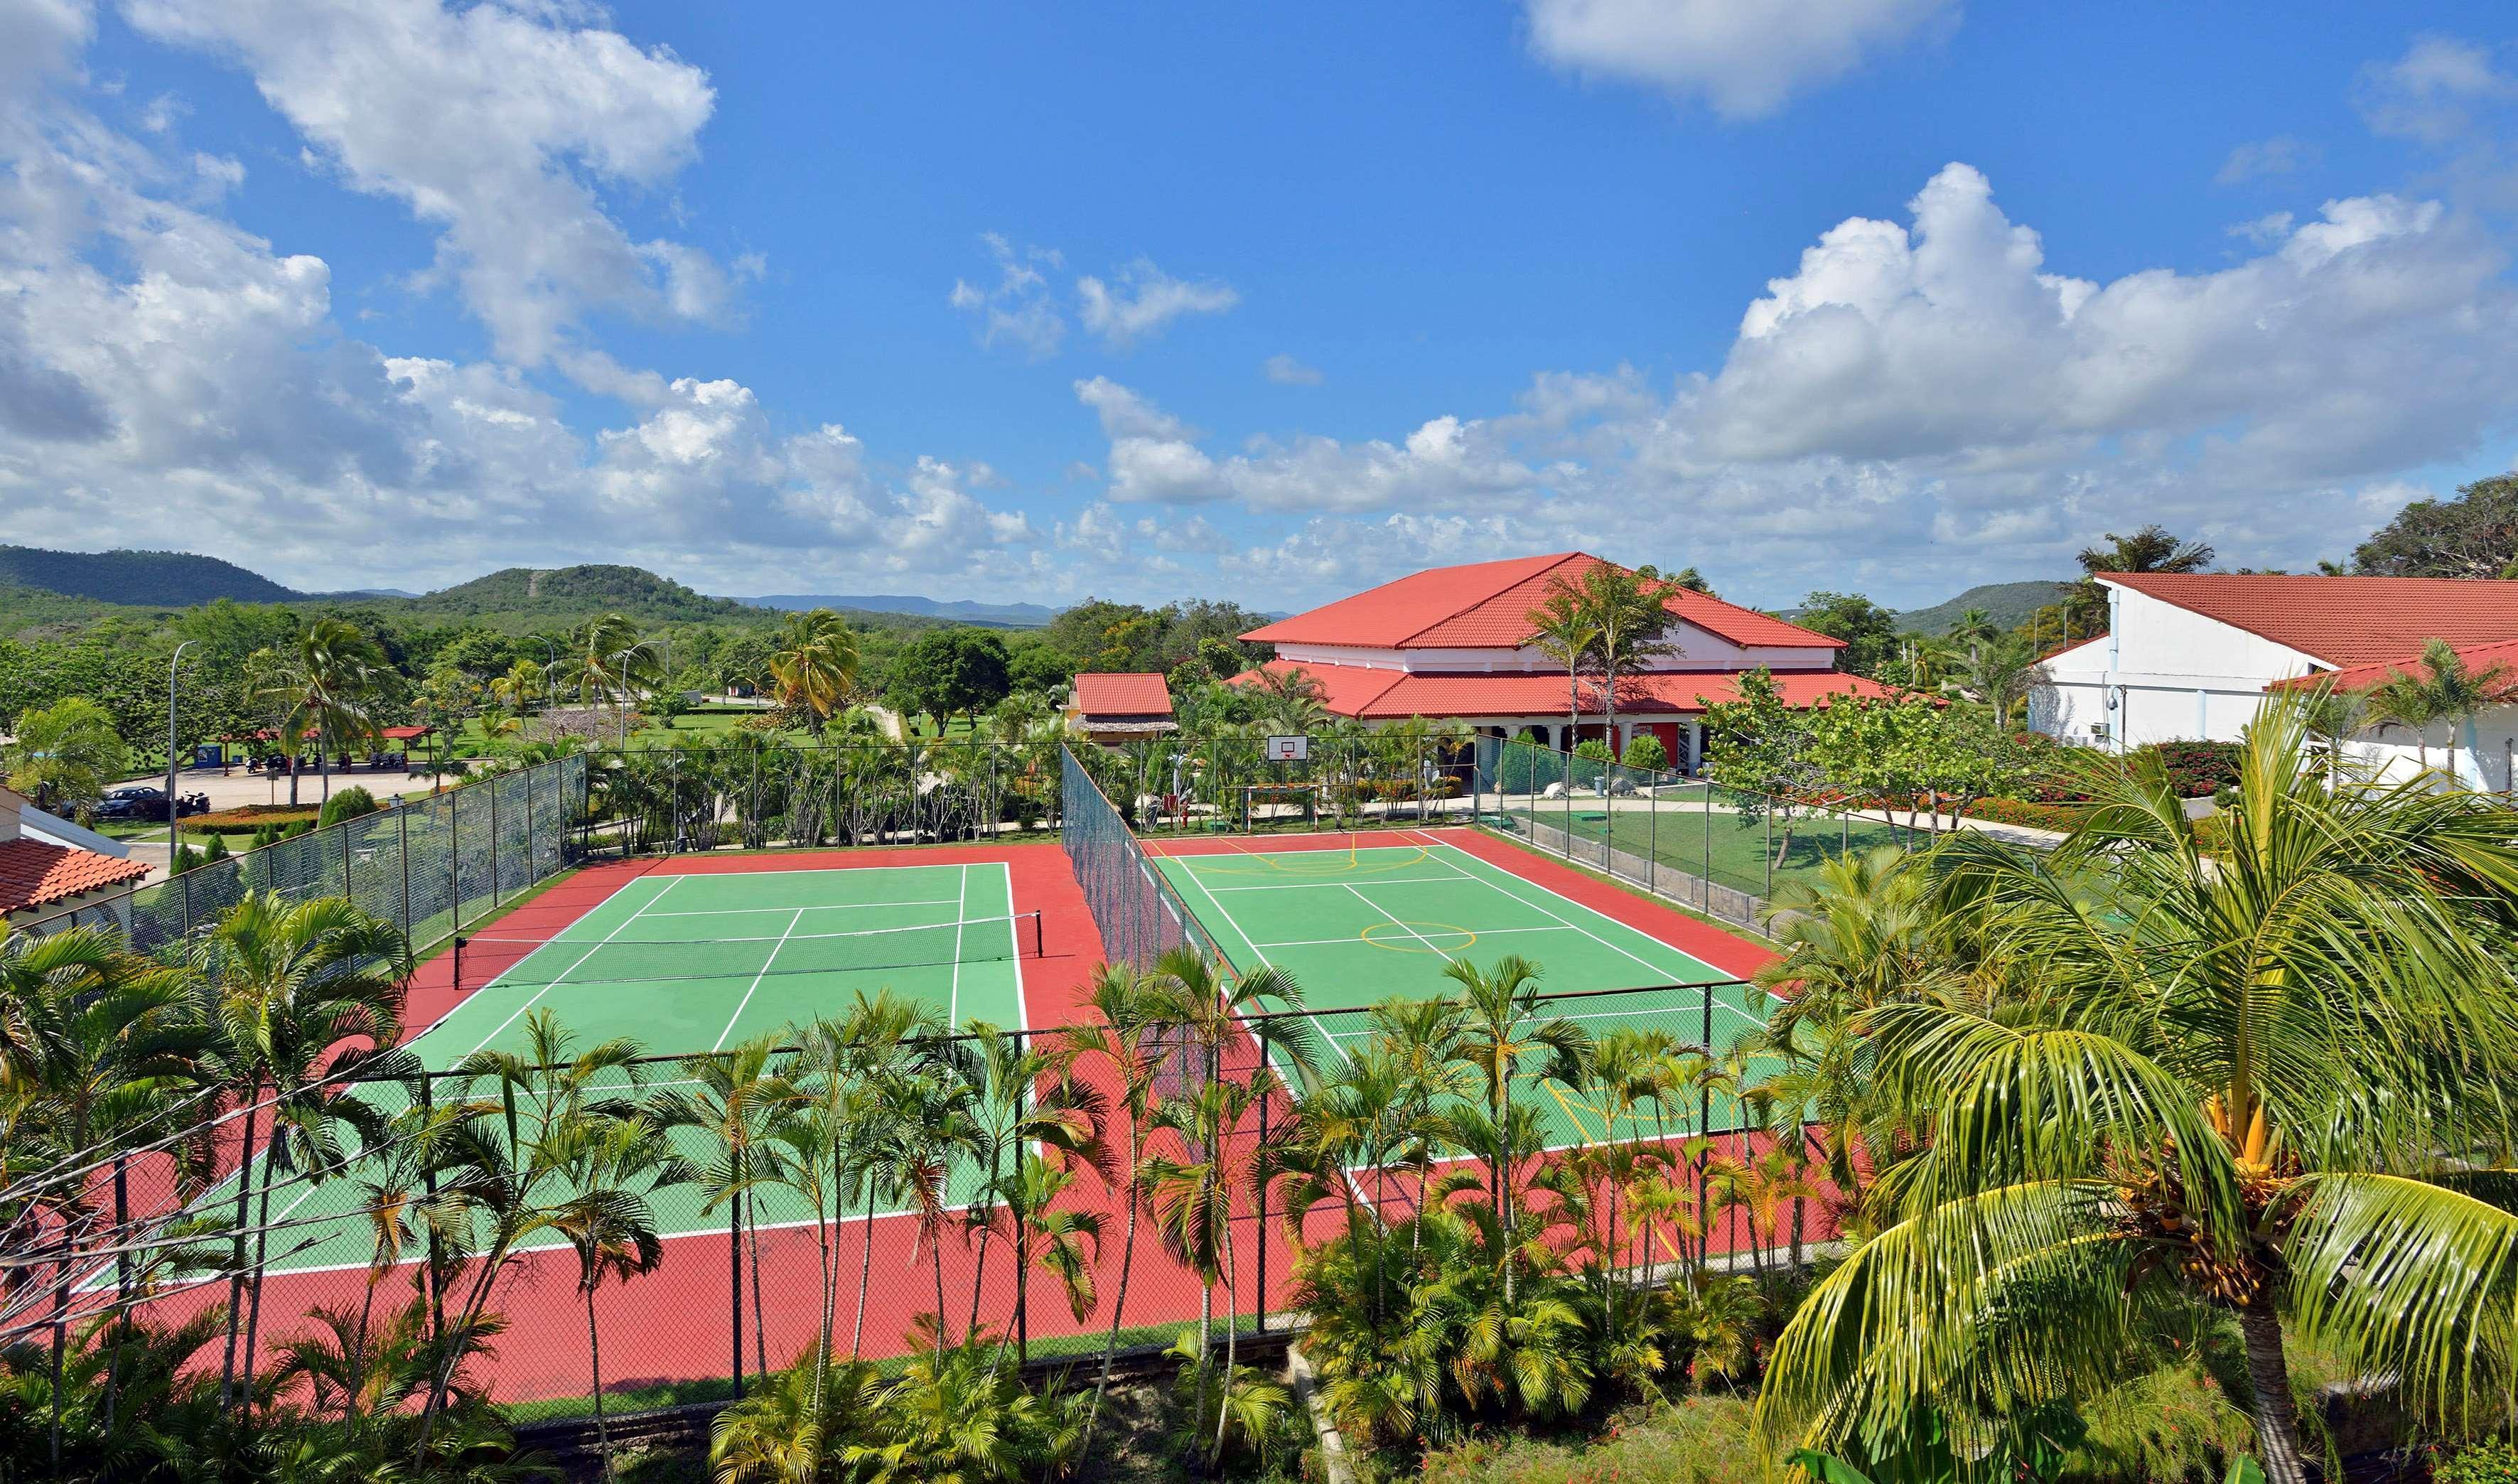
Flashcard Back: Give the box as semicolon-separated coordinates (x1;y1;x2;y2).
1504;796;1919;903
1411;1397;1758;1484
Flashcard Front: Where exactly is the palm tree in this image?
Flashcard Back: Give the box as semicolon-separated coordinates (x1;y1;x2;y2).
549;613;662;747
647;1035;789;1379
1064;963;1179;1436
191;891;412;1412
994;1151;1104;1367
1524;588;1601;760
951;1023;1097;1343
765;608;861;731
485;658;542;723
1144;1073;1266;1467
2364;637;2517;790
1754;697;2518;1484
2068;523;2216;630
1566;562;1680;761
549;1114;685;1480
1;697;129;819
1945;606;2000;655
1245;665;1330;734
252;618;388;805
1445;955;1591;1301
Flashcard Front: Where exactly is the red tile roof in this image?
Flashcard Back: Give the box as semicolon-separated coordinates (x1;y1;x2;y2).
2267;636;2518;694
0;839;151;917
1070;672;1173;718
1242;553;1844;652
1246;660;1893;719
2103;573;2518;666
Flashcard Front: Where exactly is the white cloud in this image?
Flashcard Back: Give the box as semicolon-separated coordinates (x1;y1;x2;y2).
1075;258;1238;346
949;232;1066;358
122;0;732;364
1262;353;1322;386
2355;35;2517;145
1521;0;1957;119
2216;136;2315;184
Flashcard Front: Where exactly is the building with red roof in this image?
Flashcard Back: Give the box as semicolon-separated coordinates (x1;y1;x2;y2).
0;787;151;930
2032;573;2518;788
1235;552;1892;772
1066;671;1178;744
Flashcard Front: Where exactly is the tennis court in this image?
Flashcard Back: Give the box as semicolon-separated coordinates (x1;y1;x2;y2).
230;860;1035;1279
1148;833;1772;1147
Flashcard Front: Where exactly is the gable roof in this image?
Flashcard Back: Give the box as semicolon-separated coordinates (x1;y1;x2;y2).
1069;672;1173;718
0;839;151;917
2268;636;2518;695
1242;553;1844;652
1243;660;1895;719
2102;573;2518;666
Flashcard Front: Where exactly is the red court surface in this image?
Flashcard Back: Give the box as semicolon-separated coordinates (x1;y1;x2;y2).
155;832;1825;1412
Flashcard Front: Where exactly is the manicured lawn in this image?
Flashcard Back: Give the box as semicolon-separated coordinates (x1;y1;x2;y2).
1504;795;1920;902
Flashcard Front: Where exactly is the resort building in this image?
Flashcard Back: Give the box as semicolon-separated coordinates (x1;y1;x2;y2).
1236;552;1893;773
0;786;151;930
2030;573;2518;789
1066;671;1178;745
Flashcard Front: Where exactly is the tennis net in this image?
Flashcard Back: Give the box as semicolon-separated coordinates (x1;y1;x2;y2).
456;910;1043;991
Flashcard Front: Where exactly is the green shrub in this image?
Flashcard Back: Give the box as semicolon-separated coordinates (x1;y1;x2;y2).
316;785;380;827
169;844;200;875
200;833;229;863
248;824;279;851
2141;739;2244;798
2436;1439;2518;1484
1963;797;2091;833
1573;738;1613;763
1620;733;1669;771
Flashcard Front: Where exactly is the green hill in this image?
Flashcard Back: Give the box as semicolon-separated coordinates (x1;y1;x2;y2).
0;545;303;606
363;565;759;630
1895;580;2075;636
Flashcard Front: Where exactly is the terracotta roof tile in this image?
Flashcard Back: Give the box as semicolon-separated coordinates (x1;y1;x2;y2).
2267;636;2518;694
0;839;151;917
2104;573;2518;665
1070;672;1174;717
1241;662;1892;719
1242;552;1844;652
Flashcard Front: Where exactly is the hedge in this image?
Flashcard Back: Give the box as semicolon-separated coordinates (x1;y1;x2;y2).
190;805;321;834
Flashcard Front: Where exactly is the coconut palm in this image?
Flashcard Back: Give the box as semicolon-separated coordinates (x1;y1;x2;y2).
1524;588;1602;756
485;659;542;722
2364;636;2518;789
1568;562;1680;760
1;697;129;819
1444;955;1591;1299
549;612;662;747
253;617;388;805
1244;664;1330;734
648;1035;790;1379
549;1114;686;1480
765;608;861;731
1754;697;2518;1484
190;892;412;1412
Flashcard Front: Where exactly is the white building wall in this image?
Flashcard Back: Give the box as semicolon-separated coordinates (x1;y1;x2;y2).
2028;586;2330;750
2347;703;2518;792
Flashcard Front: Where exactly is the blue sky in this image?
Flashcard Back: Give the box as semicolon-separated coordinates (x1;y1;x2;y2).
5;1;2517;611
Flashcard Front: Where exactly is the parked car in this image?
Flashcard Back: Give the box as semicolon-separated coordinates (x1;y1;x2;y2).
90;786;211;822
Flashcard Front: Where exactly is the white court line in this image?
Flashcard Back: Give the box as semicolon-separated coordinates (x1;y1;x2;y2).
1004;862;1028;1036
640;898;962;918
1197;873;1471;893
461;873;687;1055
1342;883;1458;962
1427;839;1710;984
1252;923;1577;950
948;864;969;1026
713;908;807;1051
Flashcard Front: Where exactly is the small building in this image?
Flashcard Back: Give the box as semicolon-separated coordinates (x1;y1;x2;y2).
0;786;152;931
2030;574;2518;779
2269;637;2518;791
1235;552;1892;772
1067;672;1178;745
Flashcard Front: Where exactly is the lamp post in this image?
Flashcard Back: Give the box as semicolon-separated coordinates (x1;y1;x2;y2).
166;640;199;858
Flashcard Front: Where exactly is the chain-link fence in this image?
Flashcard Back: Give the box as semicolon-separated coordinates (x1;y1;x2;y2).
1471;733;1929;930
8;975;1821;1432
1069;731;1477;839
18;753;589;955
582;738;1057;856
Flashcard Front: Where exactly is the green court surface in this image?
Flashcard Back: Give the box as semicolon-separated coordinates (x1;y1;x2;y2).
1151;838;1772;1148
214;862;1028;1278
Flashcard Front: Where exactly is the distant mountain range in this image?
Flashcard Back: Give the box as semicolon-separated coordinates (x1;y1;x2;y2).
743;593;1055;627
0;544;303;606
1893;580;2075;636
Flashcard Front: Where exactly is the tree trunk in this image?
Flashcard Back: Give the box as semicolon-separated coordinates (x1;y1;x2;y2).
851;1183;876;1363
748;1213;768;1377
2237;1296;2310;1484
241;1146;279;1407
218;1093;262;1409
320;746;332;804
932;1215;949;1363
1212;1196;1239;1469
1088;1122;1143;1437
587;1287;613;1483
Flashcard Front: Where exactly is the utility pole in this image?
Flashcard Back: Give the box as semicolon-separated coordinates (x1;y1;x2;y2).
166;640;200;859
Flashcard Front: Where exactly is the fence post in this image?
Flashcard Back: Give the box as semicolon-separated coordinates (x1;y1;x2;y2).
448;791;463;935
416;1073;445;1342
1699;990;1715;1262
340;819;353;904
487;775;500;908
1764;807;1773;900
730;1188;745;1399
180;867;193;938
1702;787;1712;910
1648;769;1659;895
1256;1083;1269;1335
398;805;411;936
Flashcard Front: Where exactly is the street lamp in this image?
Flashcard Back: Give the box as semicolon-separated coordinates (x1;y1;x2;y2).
166;640;199;858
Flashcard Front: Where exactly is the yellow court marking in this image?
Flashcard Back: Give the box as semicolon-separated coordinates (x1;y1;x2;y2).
1191;838;1435;878
1357;919;1479;955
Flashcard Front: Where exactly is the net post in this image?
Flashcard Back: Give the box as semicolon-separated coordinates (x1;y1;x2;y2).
451;935;462;996
730;1186;745;1399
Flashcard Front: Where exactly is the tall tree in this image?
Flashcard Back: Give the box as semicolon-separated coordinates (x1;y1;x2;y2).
549;1114;684;1481
2352;473;2518;579
2068;523;2215;630
254;617;389;805
549;613;660;747
1;697;127;817
1753;699;2518;1484
765;608;861;731
1792;592;1901;678
1568;563;1679;765
1523;589;1601;756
